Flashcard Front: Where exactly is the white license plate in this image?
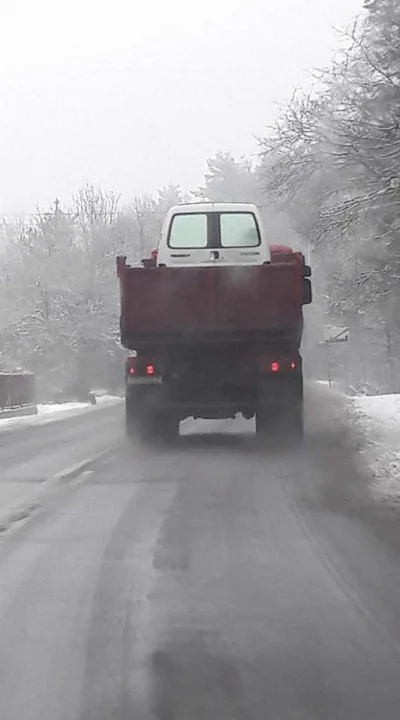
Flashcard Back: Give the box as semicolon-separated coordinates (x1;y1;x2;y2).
127;376;163;385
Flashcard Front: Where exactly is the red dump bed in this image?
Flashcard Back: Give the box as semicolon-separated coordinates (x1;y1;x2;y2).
117;254;309;349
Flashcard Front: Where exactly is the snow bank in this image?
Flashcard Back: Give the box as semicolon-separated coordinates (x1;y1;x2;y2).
94;394;123;407
352;394;400;501
354;395;400;428
37;402;87;416
0;395;122;433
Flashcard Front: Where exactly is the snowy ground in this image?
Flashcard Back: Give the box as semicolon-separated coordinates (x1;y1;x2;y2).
351;394;400;502
0;394;122;433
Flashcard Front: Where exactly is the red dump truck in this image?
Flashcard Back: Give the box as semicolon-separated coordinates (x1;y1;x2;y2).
117;203;312;441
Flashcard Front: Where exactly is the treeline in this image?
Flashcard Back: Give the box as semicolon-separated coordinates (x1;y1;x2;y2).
258;0;400;391
0;184;188;399
1;0;399;397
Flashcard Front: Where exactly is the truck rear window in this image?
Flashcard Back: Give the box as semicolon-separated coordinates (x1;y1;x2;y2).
220;213;260;247
167;211;260;248
169;213;208;248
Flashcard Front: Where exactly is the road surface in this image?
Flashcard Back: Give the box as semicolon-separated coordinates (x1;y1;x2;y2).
0;384;400;719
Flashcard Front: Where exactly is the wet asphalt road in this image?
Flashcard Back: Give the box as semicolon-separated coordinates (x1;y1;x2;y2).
0;383;400;718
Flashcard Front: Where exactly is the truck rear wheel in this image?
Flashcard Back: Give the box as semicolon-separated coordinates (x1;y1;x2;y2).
150;412;179;443
255;409;269;436
126;390;179;443
256;400;304;444
125;393;137;438
125;390;151;440
285;401;304;443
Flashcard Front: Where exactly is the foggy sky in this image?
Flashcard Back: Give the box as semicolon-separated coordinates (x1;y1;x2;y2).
1;0;364;213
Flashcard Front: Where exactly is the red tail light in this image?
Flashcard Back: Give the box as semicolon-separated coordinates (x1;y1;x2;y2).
271;361;280;373
128;366;135;375
290;360;297;370
146;364;155;376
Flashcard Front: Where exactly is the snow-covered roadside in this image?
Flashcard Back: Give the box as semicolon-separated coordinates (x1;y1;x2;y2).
0;395;122;433
37;401;87;416
350;394;400;502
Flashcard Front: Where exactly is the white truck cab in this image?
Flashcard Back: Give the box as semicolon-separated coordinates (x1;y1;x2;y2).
156;202;271;267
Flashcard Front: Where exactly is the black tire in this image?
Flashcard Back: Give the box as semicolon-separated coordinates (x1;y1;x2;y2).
256;401;303;445
282;372;304;444
284;401;304;444
125;393;139;438
151;412;179;443
255;409;268;435
293;403;304;440
126;388;179;443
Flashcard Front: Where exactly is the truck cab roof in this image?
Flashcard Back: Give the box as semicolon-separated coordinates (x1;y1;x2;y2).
167;202;259;214
156;202;271;267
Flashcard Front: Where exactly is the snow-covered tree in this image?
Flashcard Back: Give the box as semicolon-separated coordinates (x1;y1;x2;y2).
257;0;400;389
197;152;262;204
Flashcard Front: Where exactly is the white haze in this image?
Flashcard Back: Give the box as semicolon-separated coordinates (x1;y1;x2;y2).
1;0;363;213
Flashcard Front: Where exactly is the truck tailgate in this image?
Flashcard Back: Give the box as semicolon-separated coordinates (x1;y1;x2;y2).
214;265;301;330
119;263;302;343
